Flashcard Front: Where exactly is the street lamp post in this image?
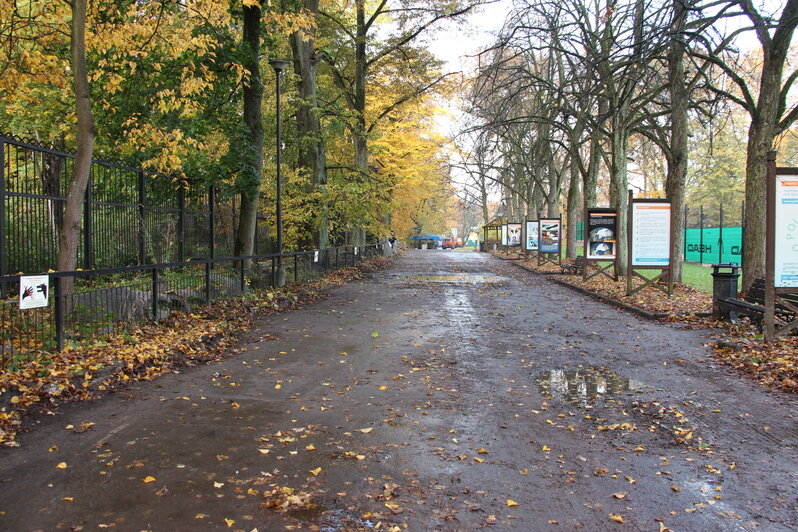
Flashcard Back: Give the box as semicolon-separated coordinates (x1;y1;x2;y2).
270;58;288;287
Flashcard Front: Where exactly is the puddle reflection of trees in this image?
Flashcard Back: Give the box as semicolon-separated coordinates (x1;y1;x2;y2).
537;369;643;404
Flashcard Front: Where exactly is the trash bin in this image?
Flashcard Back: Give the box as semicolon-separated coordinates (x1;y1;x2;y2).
479;242;485;252
711;263;740;318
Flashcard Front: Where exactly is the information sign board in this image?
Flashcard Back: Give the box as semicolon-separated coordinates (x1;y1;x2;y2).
586;210;617;259
525;220;539;251
774;174;798;287
631;203;671;266
507;223;522;247
539;219;561;253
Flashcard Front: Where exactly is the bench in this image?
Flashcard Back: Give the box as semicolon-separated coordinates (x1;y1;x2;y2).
560;256;585;275
716;277;798;326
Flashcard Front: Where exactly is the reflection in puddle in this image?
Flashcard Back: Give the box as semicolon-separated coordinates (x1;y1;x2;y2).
407;274;505;284
536;369;643;404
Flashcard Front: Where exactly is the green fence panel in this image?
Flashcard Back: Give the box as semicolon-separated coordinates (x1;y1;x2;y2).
684;226;742;264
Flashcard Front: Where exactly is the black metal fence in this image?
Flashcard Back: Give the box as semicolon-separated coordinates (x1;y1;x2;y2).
0;244;383;371
0;135;276;274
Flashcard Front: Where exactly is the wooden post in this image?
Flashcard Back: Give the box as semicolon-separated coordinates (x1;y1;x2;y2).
627;190;633;295
765;151;777;341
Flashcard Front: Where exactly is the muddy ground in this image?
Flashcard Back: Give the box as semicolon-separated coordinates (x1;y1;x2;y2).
0;249;796;531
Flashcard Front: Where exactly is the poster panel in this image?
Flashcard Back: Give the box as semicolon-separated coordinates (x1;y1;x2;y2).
774;174;798;287
586;210;617;259
539;219;561;253
501;224;508;246
19;275;49;310
631;202;671;266
525;221;539;251
507;223;522;246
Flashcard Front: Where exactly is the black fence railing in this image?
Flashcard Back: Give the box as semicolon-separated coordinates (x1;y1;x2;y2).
0;135;276;274
0;244;383;371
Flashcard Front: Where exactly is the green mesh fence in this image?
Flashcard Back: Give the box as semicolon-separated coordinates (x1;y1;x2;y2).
684;226;742;264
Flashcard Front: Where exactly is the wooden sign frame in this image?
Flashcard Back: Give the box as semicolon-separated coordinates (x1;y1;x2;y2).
626;192;673;296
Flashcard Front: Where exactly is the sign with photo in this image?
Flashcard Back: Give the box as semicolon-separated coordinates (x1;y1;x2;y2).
501;224;508;246
631;202;671;266
539;219;561;253
507;223;522;247
19;275;49;309
586;209;617;259
775;174;798;287
525;220;539;251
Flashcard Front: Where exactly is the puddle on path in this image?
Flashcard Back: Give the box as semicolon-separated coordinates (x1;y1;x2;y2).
536;369;644;404
287;506;376;531
406;274;505;284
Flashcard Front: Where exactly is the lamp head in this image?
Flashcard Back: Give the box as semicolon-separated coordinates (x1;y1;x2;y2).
269;58;289;73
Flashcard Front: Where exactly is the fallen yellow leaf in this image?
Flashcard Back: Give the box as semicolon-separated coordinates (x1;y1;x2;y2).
542;445;551;451
477;448;489;454
609;513;624;523
274;384;281;390
358;428;373;434
224;518;235;527
56;462;67;469
309;467;322;476
306;444;316;451
506;499;519;507
143;476;156;483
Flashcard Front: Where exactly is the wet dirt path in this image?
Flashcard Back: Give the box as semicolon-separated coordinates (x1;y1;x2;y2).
1;250;796;531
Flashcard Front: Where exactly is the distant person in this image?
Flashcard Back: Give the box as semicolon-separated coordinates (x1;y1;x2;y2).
388;231;397;250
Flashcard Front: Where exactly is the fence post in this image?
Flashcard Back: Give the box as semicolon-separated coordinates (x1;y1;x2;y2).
152;268;159;322
741;200;746;266
683;205;688;261
719;203;724;264
699;204;704;265
178;186;185;262
239;259;245;294
0;139;6;289
209;187;216;265
205;261;212;304
54;276;64;351
138;171;146;264
83;175;94;270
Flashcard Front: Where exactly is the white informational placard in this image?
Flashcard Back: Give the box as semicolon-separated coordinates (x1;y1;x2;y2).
774;175;798;287
507;223;522;246
314;250;319;263
631;202;671;266
19;275;49;309
525;221;539;251
501;224;508;246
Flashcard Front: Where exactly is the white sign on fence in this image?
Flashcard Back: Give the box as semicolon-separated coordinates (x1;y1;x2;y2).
19;275;49;309
631;202;671;266
774;174;798;287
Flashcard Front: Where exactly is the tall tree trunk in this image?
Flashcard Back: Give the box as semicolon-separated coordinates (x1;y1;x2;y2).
583;100;606;209
742;34;794;291
291;0;328;249
57;0;94;301
610;118;629;275
666;0;688;282
566;159;580;259
349;0;369;247
234;4;264;258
